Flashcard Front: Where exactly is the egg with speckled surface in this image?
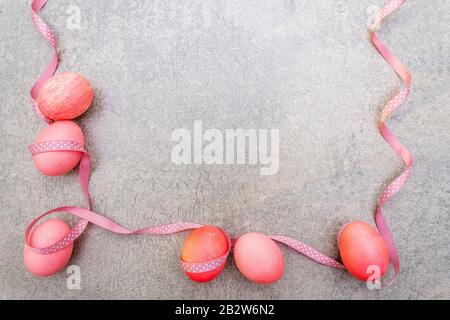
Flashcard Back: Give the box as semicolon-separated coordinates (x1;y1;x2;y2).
37;72;93;120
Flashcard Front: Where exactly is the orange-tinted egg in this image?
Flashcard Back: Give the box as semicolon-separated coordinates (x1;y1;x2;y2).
23;219;73;277
234;232;284;284
339;221;389;281
181;226;229;282
37;72;93;120
32;120;84;176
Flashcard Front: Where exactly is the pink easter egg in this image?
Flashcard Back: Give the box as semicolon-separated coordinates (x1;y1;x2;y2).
32;120;84;176
23;219;73;277
338;221;389;281
234;232;284;284
37;72;94;120
181;226;229;283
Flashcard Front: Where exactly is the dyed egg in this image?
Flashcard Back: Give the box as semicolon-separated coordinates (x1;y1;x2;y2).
181;226;229;282
23;219;73;276
32;120;84;176
338;221;389;281
37;72;93;120
234;233;284;284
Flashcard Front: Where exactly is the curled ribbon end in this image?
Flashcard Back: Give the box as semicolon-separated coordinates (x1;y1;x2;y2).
372;0;412;284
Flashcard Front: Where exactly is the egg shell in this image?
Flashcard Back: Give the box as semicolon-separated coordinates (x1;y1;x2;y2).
32;120;84;176
234;232;284;284
37;72;93;120
181;226;229;282
339;221;389;281
23;219;73;277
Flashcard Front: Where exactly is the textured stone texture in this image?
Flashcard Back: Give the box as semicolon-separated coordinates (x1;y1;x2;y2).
0;0;449;299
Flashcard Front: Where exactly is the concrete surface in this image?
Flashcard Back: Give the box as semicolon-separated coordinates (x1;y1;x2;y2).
1;0;449;299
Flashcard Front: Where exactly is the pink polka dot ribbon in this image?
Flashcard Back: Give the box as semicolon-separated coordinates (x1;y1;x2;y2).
336;223;349;249
370;0;413;285
28;140;92;210
30;0;57;124
271;236;345;269
25;205;202;255
26;0;345;278
28;0;93;262
29;140;85;154
25;204;343;273
181;256;229;274
25;0;414;281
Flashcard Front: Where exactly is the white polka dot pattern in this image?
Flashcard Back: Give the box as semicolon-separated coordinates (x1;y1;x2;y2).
25;0;412;284
377;167;411;207
380;86;411;123
28;138;89;254
181;255;228;273
371;0;412;285
31;11;56;47
372;0;405;31
378;0;405;21
135;222;203;235
31;220;204;255
271;235;345;270
29;140;85;155
180;228;231;273
30;1;58;124
336;223;349;248
32;219;88;255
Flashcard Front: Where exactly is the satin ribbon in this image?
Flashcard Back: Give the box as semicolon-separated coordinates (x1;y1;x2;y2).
370;0;413;285
30;0;92;253
29;140;92;209
30;0;57;124
26;0;411;280
24;202;345;272
27;0;344;275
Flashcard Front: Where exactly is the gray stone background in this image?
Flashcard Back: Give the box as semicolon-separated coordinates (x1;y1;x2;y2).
0;0;449;299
